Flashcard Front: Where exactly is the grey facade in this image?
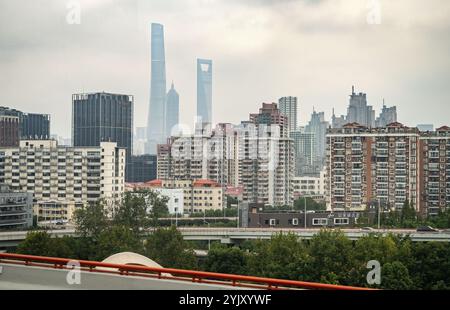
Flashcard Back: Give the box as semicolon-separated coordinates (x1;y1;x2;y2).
72;92;133;179
197;59;213;125
240;203;369;229
128;154;157;183
165;82;179;138
0;184;33;230
305;110;329;168
279;96;298;133
291;129;316;176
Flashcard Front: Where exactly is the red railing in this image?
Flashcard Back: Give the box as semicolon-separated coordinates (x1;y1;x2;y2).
0;253;374;290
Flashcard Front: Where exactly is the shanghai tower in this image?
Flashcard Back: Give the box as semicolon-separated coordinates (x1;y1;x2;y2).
146;23;167;154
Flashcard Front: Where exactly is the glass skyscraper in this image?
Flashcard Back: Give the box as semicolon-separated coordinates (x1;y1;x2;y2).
72;92;133;179
197;58;212;125
147;23;167;154
165;82;179;137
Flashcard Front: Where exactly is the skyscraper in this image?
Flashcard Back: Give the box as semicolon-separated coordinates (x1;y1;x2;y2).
197;58;212;125
375;102;397;127
147;23;167;154
165;82;179;138
346;86;375;127
305;110;329;166
0;106;50;140
72;92;133;179
279;96;298;133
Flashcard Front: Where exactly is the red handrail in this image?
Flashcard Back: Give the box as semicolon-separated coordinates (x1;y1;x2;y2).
0;253;375;290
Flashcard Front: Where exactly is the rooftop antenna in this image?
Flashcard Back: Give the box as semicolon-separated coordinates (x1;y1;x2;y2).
352;85;355;95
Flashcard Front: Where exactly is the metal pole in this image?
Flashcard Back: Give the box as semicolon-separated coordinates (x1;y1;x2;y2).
304;197;307;229
378;198;381;230
237;201;240;228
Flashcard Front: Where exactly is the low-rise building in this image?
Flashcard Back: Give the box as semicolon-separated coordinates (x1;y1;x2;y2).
0;184;33;230
292;168;326;201
130;179;223;214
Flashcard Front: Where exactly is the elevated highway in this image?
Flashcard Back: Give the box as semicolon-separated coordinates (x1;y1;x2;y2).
1;227;450;248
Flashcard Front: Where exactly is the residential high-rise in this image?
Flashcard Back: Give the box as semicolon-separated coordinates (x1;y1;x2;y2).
197;58;213;125
147;23;167;154
419;126;450;216
375;102;397;127
0;184;33;230
326;122;420;211
305;110;329;170
72;92;133;180
346;86;375;128
291;129;316;176
279;96;298;133
165;82;179;138
0;140;126;223
250;103;289;138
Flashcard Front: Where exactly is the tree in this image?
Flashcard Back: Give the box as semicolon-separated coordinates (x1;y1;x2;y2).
381;261;414;290
294;197;326;212
144;226;197;269
247;233;311;281
95;226;144;260
73;201;109;240
308;229;356;285
16;231;75;258
203;244;248;275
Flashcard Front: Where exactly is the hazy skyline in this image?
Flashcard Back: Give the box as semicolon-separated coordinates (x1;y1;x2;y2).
1;0;449;138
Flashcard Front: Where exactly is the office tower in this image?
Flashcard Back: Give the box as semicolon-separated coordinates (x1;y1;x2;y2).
375;102;397;127
127;155;157;183
346;86;375;127
305;110;329;169
165;82;179;138
133;127;147;156
291;129;316;176
0;140;126;223
21;113;51;139
279;96;298;133
147;23;167;154
0;184;33;229
197;59;213;125
419;126;450;216
0;114;20;147
417;124;434;132
0;107;50;140
326;122;420;211
72;92;133;179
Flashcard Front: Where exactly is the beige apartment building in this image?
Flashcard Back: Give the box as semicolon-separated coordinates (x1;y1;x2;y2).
0;140;126;223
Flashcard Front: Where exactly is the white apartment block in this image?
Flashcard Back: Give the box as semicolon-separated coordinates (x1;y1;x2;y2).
130;179;223;214
292;167;326;201
0;140;126;222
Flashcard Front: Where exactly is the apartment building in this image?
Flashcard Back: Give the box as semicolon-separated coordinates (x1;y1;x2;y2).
132;179;223;214
326;122;420;212
0;140;126;222
0;184;33;230
419;126;450;216
292;167;326;202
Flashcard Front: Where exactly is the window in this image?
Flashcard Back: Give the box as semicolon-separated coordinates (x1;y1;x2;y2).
334;218;349;225
269;219;276;226
313;218;328;226
292;218;299;226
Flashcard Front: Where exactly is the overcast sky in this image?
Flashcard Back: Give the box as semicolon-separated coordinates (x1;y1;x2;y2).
1;0;450;138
